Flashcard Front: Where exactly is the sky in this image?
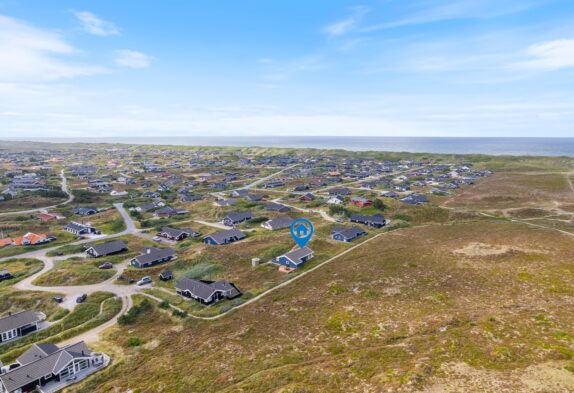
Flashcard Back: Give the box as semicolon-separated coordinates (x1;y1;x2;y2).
1;0;574;138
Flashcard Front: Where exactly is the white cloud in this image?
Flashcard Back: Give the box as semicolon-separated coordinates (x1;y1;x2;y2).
514;39;574;71
0;15;106;82
263;56;324;81
114;50;153;68
323;6;369;37
73;11;119;36
361;0;544;32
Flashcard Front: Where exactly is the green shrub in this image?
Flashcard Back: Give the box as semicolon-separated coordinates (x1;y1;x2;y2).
118;299;153;325
127;337;144;347
172;309;188;318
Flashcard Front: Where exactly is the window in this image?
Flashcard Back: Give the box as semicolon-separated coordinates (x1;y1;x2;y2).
1;329;17;342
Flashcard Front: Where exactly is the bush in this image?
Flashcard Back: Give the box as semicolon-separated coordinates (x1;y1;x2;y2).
118;299;153;325
246;216;268;225
329;205;350;217
172;309;188;318
72;189;100;204
394;213;412;222
127;337;144;347
185;262;222;280
373;198;387;211
158;300;170;309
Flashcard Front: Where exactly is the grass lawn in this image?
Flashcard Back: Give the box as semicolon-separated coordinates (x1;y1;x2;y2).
32;256;116;286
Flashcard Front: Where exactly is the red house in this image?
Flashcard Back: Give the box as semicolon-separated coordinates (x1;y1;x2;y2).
350;197;372;208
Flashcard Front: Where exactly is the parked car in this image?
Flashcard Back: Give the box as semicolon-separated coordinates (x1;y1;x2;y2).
152;236;162;242
98;262;113;269
76;294;88;303
137;276;152;286
53;296;64;303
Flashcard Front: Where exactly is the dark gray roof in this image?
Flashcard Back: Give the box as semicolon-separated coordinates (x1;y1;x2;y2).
17;343;59;365
87;240;127;256
65;222;94;232
132;247;176;265
205;229;246;244
0;311;41;334
282;247;313;264
265;202;291;212
159;227;191;238
211;281;241;298
1;342;92;392
266;215;293;230
176;278;241;301
400;193;429;205
176;278;218;301
350;214;386;224
329;187;351;195
332;226;367;239
225;211;253;222
244;194;263;201
73;206;97;214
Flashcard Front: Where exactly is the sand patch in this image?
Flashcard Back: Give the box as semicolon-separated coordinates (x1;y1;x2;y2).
454;242;514;257
422;361;574;393
453;242;547;258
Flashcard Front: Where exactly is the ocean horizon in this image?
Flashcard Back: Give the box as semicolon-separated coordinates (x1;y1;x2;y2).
2;136;574;157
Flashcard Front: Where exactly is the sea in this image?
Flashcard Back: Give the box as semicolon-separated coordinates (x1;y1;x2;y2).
2;136;574;157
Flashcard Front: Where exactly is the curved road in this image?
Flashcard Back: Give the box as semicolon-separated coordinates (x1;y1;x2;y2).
2;203;143;343
0;170;74;216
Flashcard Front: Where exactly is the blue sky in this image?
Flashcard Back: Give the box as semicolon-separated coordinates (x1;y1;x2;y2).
1;0;574;137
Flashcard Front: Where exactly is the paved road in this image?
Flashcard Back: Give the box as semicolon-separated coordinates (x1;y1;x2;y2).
0;170;74;216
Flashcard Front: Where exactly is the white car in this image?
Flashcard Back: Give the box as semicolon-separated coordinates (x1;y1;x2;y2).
137;276;152;286
152;236;162;242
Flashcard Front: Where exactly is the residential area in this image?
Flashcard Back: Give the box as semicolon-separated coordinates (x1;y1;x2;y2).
0;143;494;392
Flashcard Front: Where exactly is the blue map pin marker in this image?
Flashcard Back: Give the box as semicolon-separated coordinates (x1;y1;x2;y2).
290;218;314;249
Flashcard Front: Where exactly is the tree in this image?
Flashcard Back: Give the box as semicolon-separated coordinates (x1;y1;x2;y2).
373;198;387;211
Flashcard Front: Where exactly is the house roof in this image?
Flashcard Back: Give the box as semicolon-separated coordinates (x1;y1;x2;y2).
282;247;313;265
329;187;351;195
36;213;58;221
244;194;263;201
205;229;246;244
132;247;176;265
265;202;291;212
225;211;253;222
176;278;241;301
350;214;386;224
232;189;249;196
215;198;237;206
0;238;13;247
12;233;51;246
350;196;371;203
73;206;97;213
1;342;92;392
266;215;293;230
332;226;367;239
87;240;127;256
159;227;190;238
65;222;94;232
0;311;41;334
400;194;429;205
